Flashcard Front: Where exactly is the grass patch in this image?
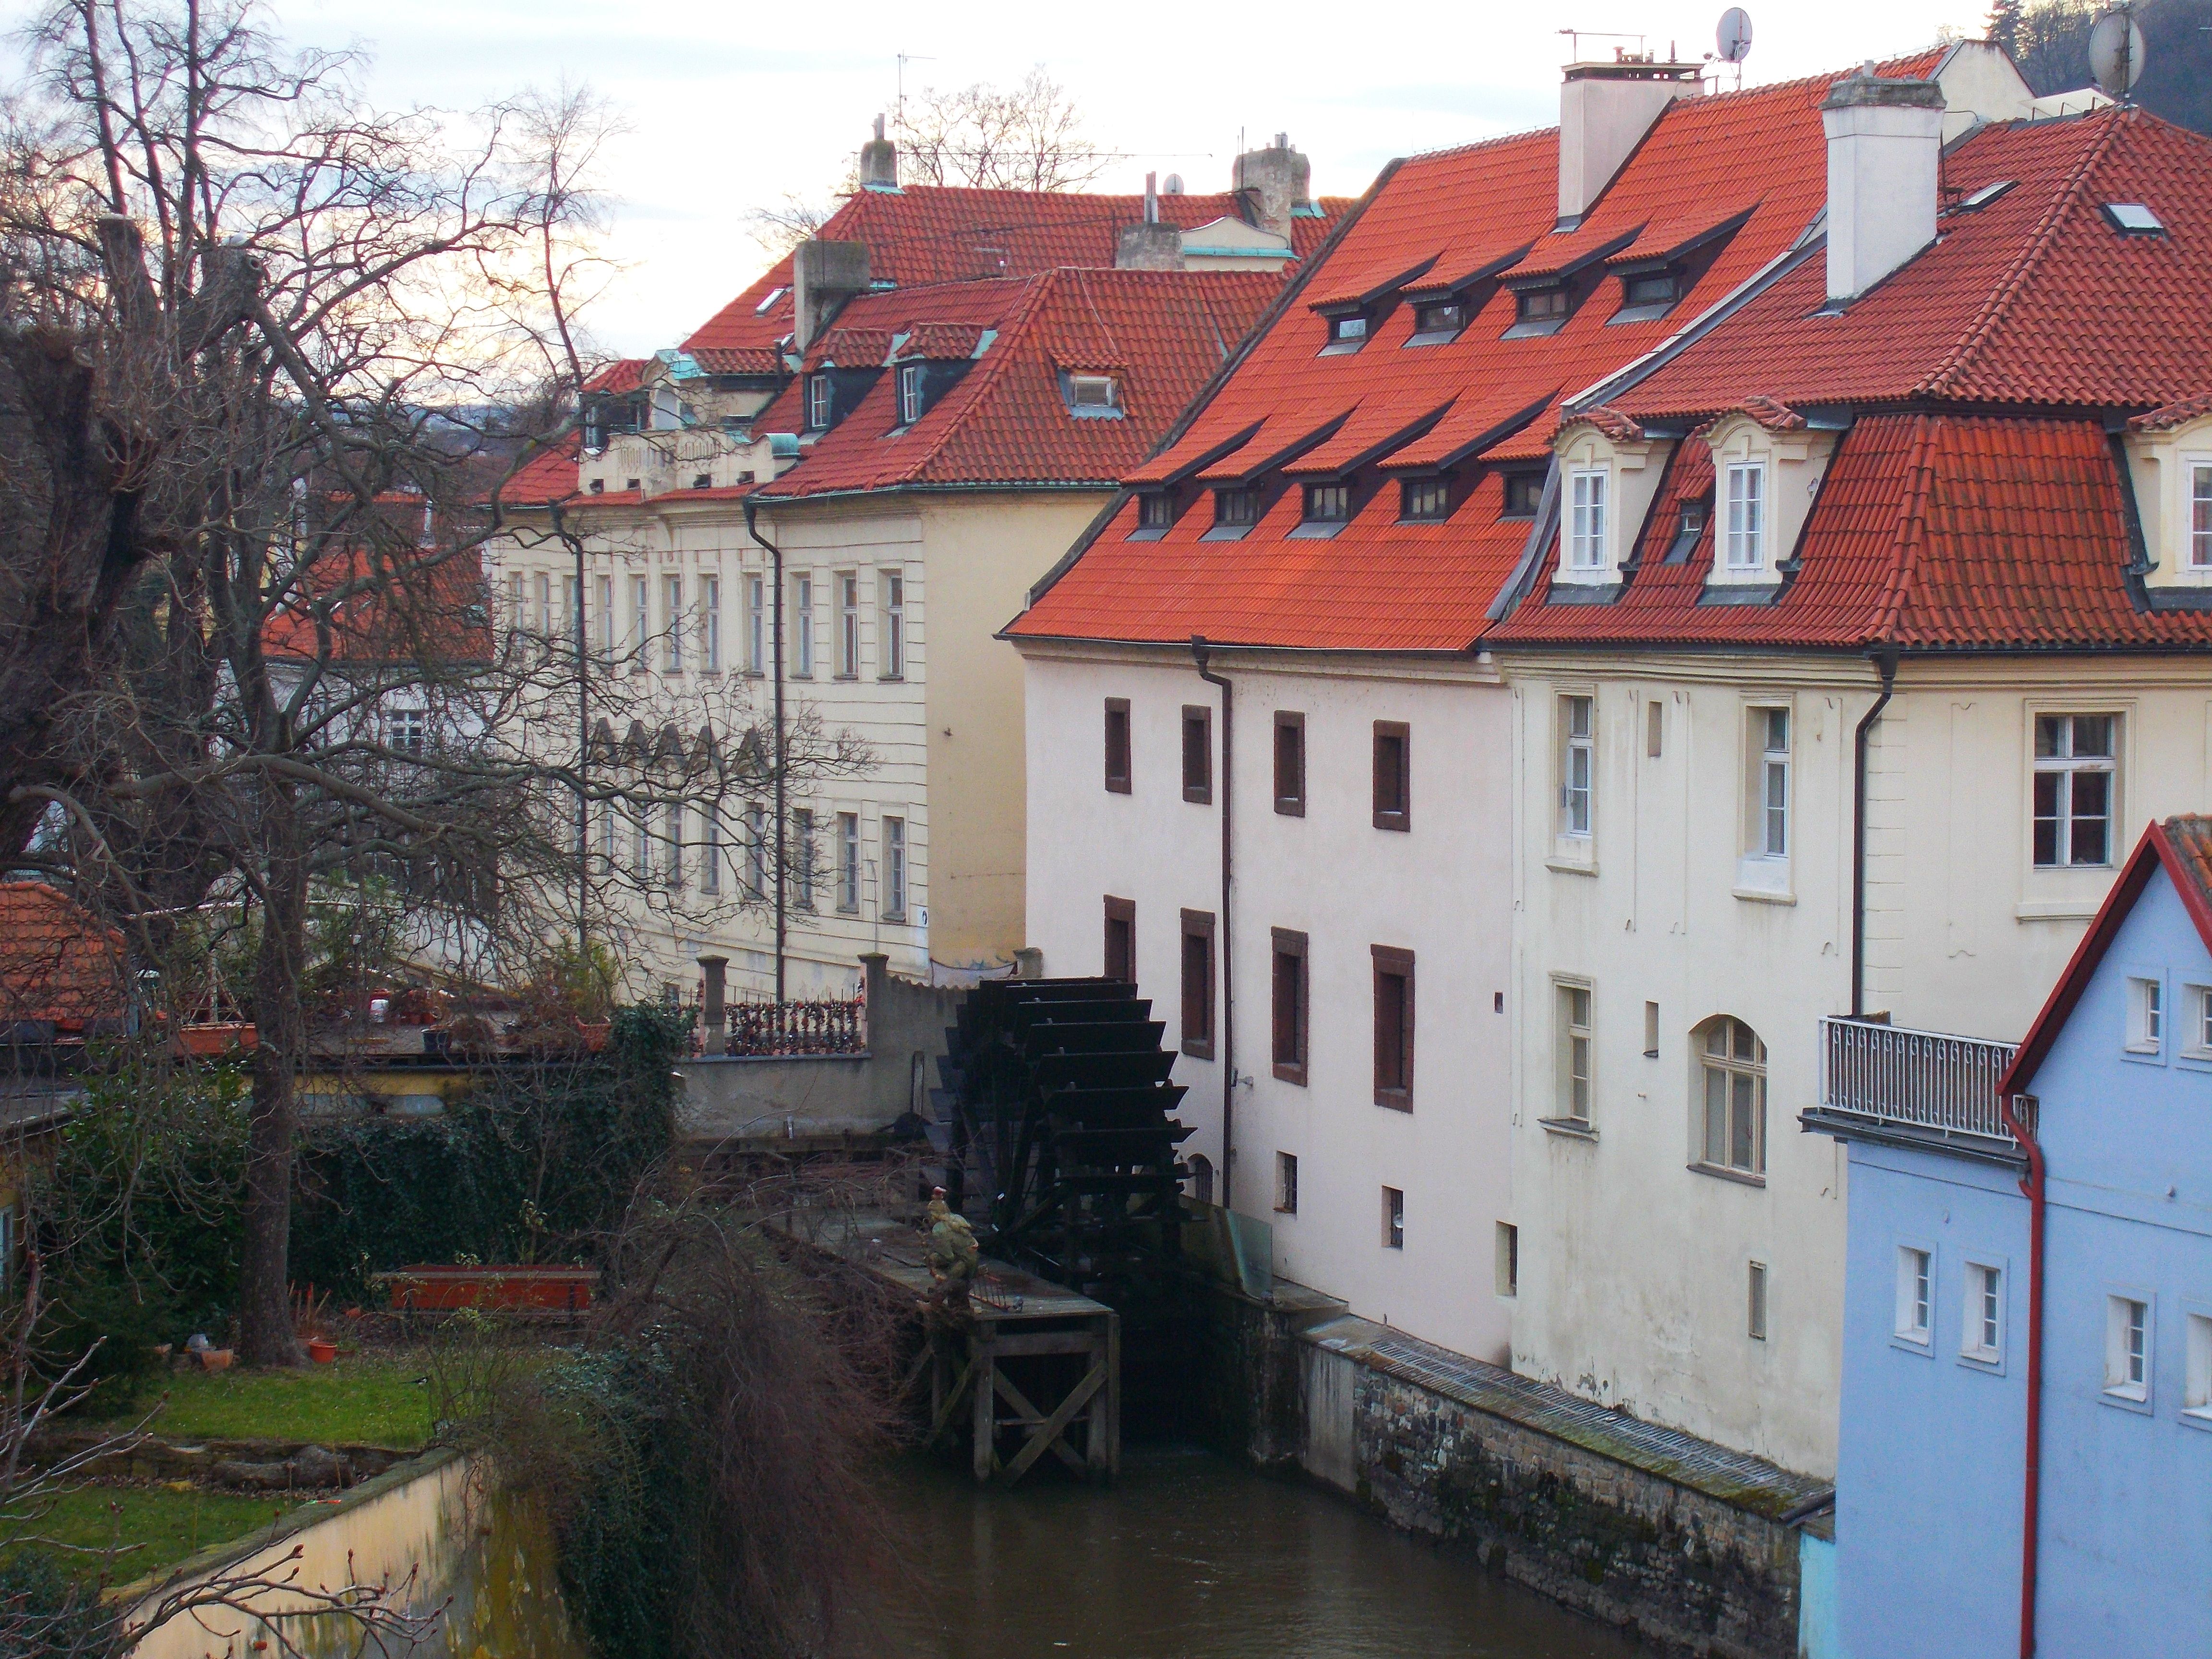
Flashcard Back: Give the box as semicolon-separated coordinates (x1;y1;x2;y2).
4;1487;288;1585
96;1357;433;1449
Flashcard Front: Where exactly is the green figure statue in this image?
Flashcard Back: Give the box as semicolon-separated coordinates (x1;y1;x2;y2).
923;1187;979;1309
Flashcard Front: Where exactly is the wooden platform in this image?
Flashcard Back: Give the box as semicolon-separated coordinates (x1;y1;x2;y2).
797;1213;1120;1487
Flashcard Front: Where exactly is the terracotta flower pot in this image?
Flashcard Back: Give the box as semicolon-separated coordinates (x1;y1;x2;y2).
198;1348;234;1372
306;1337;337;1365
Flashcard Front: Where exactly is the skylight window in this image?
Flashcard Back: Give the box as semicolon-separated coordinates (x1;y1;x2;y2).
2102;202;2165;235
755;285;789;314
1954;180;2017;213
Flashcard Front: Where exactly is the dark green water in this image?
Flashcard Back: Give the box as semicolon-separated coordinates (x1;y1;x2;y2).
831;1448;1643;1659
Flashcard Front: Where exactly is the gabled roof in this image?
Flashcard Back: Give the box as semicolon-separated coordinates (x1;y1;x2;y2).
681;186;1351;368
1999;817;2212;1098
751;269;1281;499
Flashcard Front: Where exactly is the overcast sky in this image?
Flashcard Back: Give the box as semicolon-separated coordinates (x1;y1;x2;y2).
8;0;1992;354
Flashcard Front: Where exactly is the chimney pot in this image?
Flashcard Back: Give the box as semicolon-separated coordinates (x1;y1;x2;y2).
1144;170;1159;225
1231;133;1312;241
1820;73;1946;302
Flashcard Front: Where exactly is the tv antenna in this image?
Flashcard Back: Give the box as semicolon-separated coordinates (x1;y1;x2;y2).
2087;6;2146;99
1710;9;1753;90
896;53;936;129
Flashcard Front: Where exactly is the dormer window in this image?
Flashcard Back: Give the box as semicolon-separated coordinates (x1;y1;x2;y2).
1622;271;1677;308
1723;462;1767;569
1214;488;1258;529
1138;492;1175;531
1070;374;1117;409
806;373;831;431
1501;470;1546;519
897;363;925;426
1400;477;1451;522
1329;314;1369;345
1667;497;1709;561
1567;469;1608;569
1517;286;1569;326
2192;463;2212;569
589;478;606;495
1411;300;1467;337
1303;483;1351;524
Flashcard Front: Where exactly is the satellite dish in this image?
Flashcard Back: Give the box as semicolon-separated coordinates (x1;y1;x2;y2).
2087;7;2146;96
1717;7;1754;65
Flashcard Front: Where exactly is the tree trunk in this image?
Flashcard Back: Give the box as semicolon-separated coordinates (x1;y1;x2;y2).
238;789;308;1367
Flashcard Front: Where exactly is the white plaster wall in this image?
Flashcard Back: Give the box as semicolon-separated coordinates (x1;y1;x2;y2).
1503;653;2212;1478
1022;643;1517;1363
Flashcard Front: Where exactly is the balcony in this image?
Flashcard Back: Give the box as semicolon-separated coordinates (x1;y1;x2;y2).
1805;1016;2032;1155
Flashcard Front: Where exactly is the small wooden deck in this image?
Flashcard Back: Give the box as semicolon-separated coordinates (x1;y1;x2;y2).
798;1214;1120;1487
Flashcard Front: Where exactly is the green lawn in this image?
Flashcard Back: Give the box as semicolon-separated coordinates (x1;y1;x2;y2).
100;1357;432;1449
4;1486;288;1585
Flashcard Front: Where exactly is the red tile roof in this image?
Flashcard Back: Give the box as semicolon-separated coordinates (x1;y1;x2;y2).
1015;60;1904;649
262;546;494;665
0;883;126;1031
582;359;650;395
752;269;1282;498
682;186;1350;367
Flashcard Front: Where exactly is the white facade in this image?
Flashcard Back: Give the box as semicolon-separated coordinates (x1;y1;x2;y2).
1021;641;1518;1363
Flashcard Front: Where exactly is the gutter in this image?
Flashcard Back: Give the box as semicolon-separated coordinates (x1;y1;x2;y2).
1851;645;1900;1017
742;498;788;1000
2000;1088;2046;1659
1191;635;1234;1210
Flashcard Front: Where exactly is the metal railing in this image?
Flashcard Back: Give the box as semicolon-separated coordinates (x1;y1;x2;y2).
1817;1017;2027;1143
716;995;866;1058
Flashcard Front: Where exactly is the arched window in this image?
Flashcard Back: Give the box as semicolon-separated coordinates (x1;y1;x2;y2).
1697;1017;1767;1176
1186;1152;1215;1206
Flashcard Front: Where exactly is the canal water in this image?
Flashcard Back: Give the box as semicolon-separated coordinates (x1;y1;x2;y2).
831;1447;1642;1659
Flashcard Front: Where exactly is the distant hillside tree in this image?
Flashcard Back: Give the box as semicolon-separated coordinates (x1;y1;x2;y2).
1989;0;2212;132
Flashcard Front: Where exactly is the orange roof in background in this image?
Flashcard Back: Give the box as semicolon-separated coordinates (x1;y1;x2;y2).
752;269;1283;498
0;884;126;1032
262;545;493;665
681;186;1350;367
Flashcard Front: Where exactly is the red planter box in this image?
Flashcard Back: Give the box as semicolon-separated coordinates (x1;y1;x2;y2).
378;1264;599;1314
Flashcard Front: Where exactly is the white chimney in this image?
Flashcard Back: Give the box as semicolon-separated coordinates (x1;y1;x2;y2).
1557;58;1704;225
1821;68;1946;302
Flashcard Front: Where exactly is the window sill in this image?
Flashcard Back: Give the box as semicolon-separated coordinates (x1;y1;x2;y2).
2016;898;2101;921
1687;1162;1767;1189
1889;1332;1935;1358
2100;1386;2152;1415
1181;1043;1216;1063
1274;798;1306;817
1539;1117;1597;1142
1289;520;1348;540
1958;1349;2006;1376
878;675;906;684
2182;1406;2212;1432
1273;1065;1308;1087
1546;855;1598;878
1201;525;1254;542
1274;1206;1298;1216
836;904;860;916
1732;885;1797;906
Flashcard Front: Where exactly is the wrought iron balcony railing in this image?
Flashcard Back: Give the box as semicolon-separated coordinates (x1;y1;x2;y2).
1815;1016;2032;1146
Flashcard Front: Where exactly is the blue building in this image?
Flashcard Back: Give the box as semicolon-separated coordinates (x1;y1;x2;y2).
1816;816;2212;1656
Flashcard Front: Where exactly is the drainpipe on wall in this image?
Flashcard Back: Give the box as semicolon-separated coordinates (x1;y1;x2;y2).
2000;1089;2047;1659
1850;645;1900;1018
743;499;788;1001
1191;635;1234;1211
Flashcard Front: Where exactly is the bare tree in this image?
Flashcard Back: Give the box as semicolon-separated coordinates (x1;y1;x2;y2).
894;67;1107;192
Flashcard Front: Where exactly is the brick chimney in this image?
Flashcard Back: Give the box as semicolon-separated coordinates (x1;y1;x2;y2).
1233;133;1311;241
792;239;871;350
1557;57;1704;226
859;114;898;192
1821;66;1945;303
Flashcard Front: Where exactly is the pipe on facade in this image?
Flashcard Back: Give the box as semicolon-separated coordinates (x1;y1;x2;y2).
2001;1091;2047;1658
742;499;788;1001
1850;645;1900;1018
551;503;590;965
1191;635;1233;1211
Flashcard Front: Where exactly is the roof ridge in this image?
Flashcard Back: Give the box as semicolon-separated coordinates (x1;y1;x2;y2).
1920;105;2130;398
1872;412;1939;641
897;269;1060;488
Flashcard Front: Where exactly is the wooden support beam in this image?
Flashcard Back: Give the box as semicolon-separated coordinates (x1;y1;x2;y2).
993;1366;1099;1482
926;1352;976;1448
972;1335;997;1483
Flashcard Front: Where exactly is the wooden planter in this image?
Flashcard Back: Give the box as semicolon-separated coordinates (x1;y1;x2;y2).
374;1264;599;1318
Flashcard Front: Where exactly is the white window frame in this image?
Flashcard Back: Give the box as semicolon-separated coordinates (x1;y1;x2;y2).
663;801;685;889
388;708;428;756
1895;1245;1934;1348
745;805;768;896
793;575;816;678
700;575;721;673
628;575;649;672
1070;373;1117;410
2185;1308;2212;1424
533;571;551;638
792;808;816;911
1960;1260;2005;1366
837;812;861;912
806;373;831;430
700;811;721;895
2032;712;2118;869
837;573;860;677
1749;706;1790;860
594;575;613;654
662;574;684;671
882;815;907;920
2183;984;2212;1062
1724;460;1766;570
631;809;652;881
746;574;766;674
1566;468;1609;571
1696;1017;1767;1178
507;571;524;635
1560;695;1595;840
2105;1292;2153;1406
879;570;905;681
2126;974;2165;1056
898;362;925;425
1382;1185;1404;1250
2189;458;2212;570
1554;979;1593;1124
